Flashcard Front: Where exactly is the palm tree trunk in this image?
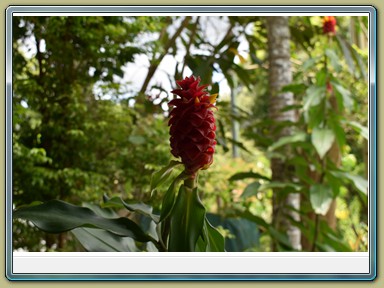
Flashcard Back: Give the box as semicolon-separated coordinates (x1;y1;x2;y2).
266;16;301;251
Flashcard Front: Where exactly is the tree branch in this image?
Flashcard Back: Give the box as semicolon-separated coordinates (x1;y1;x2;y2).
137;16;192;102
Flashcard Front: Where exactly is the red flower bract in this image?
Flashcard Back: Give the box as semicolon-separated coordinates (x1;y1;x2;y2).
168;76;217;174
322;16;337;35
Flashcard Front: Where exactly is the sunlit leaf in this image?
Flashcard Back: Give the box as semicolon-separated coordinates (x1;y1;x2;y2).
150;160;182;195
311;127;335;159
229;171;270;182
325;49;342;72
303;86;325;112
241;181;261;198
344;120;368;140
330;171;368;195
309;184;334;215
268;132;307;151
332;82;353;110
259;182;302;192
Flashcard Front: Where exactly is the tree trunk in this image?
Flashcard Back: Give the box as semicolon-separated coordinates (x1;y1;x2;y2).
266;16;301;251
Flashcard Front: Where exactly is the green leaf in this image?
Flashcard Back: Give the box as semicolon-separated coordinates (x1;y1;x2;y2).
226;137;252;154
202;218;225;252
332;82;353;110
259;182;302;192
330;171;368;195
268;132;307;151
269;227;293;250
128;135;146;145
13;200;152;242
103;197;160;223
344;120;368;140
241;181;261;199
169;185;206;252
150;160;182;195
238;210;269;230
159;171;189;222
309;184;334;215
281;83;307;94
335;34;356;76
311;127;335;159
325;49;342;72
303;86;325;111
302;57;318;71
228;171;271;182
195;236;207;252
72;228;140;252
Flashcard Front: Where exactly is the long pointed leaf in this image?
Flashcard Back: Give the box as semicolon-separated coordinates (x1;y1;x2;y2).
169;185;205;252
103;197;159;223
160;171;189;222
150;160;182;195
203;218;225;252
72;228;140;252
13;200;152;242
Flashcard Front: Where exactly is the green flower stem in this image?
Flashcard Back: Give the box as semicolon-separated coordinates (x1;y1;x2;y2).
184;172;198;189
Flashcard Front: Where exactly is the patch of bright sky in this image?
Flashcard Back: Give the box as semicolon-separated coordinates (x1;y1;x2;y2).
17;16;251;109
115;16;251;109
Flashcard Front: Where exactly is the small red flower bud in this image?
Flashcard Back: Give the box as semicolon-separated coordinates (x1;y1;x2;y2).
322;16;337;35
168;76;217;174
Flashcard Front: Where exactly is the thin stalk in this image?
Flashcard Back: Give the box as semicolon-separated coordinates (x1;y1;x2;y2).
311;214;320;252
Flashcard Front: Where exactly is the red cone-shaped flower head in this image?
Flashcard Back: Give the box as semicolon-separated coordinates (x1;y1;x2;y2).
322;16;337;35
168;76;217;175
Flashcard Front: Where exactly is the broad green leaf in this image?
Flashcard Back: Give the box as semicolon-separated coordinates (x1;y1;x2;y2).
268;132;307;151
229;171;271;182
237;210;270;230
328;114;346;149
330;171;368;195
325;49;342;72
103;197;159;223
241;181;261;199
311;127;335;159
281;83;307;94
150;160;182;195
302;57;318;71
72;228;140;252
335;34;356;76
332;82;353;110
315;69;327;86
159;171;189;222
259;182;302;192
344;120;368;140
128;135;146;145
203;218;225;252
13;200;152;242
169;185;206;252
226;137;252;154
195;236;207;252
303;86;325;112
269;227;293;250
309;184;334;215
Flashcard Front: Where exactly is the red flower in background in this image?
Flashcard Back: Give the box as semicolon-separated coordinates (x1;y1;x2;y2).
168;76;217;175
323;16;337;35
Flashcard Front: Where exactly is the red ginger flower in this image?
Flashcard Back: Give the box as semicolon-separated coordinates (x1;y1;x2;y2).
168;76;217;175
322;16;337;35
